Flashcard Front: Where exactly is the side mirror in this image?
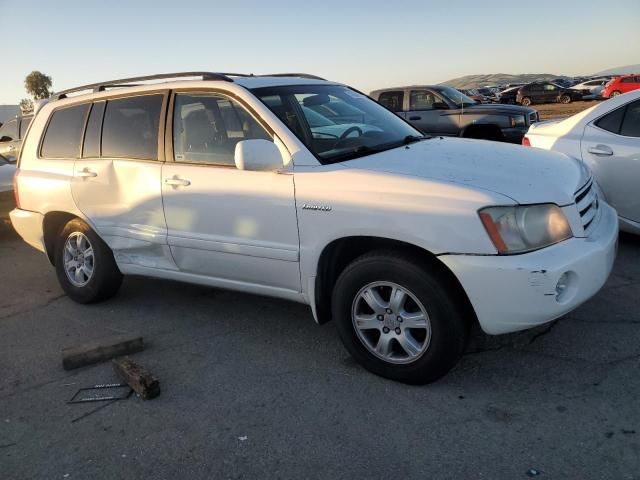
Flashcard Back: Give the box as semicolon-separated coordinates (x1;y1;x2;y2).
432;102;449;110
234;139;283;172
0;136;13;142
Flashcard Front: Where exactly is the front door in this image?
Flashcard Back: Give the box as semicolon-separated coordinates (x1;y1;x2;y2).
161;92;300;292
581;99;640;225
70;94;172;268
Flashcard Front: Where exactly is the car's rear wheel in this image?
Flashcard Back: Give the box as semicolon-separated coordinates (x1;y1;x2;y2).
520;97;532;106
611;90;621;97
560;94;572;104
332;251;468;384
55;218;123;304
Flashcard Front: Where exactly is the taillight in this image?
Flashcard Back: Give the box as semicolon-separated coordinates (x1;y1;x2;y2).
522;136;531;147
13;170;20;208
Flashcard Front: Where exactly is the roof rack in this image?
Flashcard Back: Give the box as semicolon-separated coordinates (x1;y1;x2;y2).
51;71;327;100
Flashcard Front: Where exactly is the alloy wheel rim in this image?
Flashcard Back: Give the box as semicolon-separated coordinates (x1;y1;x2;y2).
351;281;432;364
63;232;95;287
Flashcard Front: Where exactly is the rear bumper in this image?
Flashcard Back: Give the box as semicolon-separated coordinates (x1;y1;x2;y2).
439;202;618;335
9;208;46;253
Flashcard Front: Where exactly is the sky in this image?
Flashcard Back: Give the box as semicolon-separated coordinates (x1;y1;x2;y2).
1;0;639;104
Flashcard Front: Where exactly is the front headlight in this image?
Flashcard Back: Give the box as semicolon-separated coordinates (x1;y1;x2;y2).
479;204;573;254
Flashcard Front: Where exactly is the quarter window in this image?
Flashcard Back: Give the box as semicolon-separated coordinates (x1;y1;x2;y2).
620;100;640;137
82;102;105;158
19;117;32;139
41;104;90;158
102;95;163;160
377;91;404;112
595;106;625;134
409;90;438;111
173;93;271;165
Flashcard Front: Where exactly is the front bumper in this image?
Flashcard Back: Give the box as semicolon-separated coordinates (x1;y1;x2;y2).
439;202;618;335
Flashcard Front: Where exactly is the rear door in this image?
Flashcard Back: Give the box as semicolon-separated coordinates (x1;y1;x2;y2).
70;93;173;269
581;99;640;224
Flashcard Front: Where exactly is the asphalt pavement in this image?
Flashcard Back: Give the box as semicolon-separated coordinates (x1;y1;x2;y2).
1;223;639;479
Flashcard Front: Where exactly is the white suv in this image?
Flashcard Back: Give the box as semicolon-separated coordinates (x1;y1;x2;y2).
11;72;618;384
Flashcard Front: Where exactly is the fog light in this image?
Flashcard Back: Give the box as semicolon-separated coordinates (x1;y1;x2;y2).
555;271;577;303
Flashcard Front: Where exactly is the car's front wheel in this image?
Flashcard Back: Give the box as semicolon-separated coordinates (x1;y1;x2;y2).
559;94;572;104
54;218;123;304
611;90;621;97
520;97;532;106
332;251;468;384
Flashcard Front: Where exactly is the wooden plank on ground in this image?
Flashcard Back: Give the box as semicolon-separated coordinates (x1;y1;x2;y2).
61;334;144;370
112;357;160;400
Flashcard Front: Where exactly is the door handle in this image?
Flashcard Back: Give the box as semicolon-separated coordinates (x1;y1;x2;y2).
76;168;97;178
409;116;421;120
587;144;613;156
165;176;191;187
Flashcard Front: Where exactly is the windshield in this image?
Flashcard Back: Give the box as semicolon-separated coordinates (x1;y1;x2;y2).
435;86;476;107
252;85;424;164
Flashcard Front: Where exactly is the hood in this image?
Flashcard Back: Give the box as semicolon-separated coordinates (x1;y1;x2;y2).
464;103;534;116
340;137;589;205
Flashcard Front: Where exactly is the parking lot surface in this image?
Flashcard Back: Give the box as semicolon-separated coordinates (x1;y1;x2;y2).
1;223;639;480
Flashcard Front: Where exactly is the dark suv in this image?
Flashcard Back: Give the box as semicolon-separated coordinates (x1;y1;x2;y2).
514;82;583;106
370;85;538;143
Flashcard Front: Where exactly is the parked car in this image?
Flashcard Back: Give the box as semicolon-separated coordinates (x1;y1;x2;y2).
459;89;492;104
515;82;583;106
601;75;640;99
11;72;618;384
370;85;538;143
0;115;32;219
498;86;521;104
571;78;610;99
524;90;640;234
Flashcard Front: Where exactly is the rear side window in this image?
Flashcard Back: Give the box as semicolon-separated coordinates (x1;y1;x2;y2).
378;91;404;112
82;102;105;158
41;104;90;158
620;100;640;137
595;106;625;134
102;95;163;160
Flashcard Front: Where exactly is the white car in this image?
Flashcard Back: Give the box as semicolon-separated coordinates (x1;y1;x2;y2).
10;72;618;384
571;78;610;99
525;91;640;234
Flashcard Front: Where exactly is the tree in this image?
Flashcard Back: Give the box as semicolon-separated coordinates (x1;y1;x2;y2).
24;71;52;100
19;98;34;114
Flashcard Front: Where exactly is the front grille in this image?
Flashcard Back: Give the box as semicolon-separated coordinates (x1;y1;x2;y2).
574;178;599;234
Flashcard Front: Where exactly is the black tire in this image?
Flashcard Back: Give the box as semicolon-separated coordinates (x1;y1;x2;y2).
520;97;532;106
54;218;123;304
332;251;469;384
559;94;571;104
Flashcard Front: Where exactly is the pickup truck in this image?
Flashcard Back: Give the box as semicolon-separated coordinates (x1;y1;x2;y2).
370;85;538;143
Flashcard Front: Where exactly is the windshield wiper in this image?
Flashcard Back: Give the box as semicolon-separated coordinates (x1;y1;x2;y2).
402;135;427;144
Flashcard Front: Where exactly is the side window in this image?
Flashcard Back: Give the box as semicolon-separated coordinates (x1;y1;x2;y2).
543;84;556;91
173;93;271;165
82;102;105;158
621;77;633;83
102;95;163;160
378;91;404;112
594;106;625;134
0;119;18;141
620;100;640;137
41;104;90;158
409;90;437;111
19;117;32;139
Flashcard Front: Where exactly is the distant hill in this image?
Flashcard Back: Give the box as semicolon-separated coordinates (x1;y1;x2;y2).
0;105;19;124
593;64;640;76
441;73;568;89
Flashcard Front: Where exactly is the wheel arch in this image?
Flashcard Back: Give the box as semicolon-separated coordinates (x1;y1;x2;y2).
42;211;80;265
312;236;478;328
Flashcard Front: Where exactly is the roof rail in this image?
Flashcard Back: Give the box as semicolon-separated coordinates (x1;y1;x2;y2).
51;71;235;100
51;71;327;100
259;73;326;81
